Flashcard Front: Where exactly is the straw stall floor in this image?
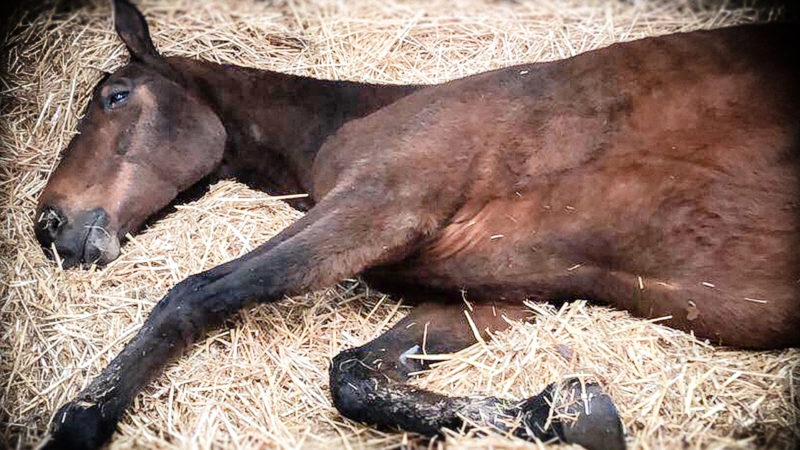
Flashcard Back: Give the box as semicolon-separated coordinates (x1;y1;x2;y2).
1;0;798;448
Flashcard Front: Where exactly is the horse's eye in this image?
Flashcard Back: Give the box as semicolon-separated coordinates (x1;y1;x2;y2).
106;91;129;109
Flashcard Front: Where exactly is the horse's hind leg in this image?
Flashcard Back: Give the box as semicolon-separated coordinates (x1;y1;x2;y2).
329;301;626;449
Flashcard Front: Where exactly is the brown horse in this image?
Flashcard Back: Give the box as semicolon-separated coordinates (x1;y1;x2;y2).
35;0;799;448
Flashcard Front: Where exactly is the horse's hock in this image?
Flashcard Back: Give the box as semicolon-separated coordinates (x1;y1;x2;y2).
1;0;799;449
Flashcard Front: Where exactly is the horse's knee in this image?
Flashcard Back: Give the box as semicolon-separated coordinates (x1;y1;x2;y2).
147;274;216;342
329;347;375;424
168;272;212;298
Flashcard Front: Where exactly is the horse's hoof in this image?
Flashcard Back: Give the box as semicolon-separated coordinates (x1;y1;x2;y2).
37;401;117;450
516;380;625;450
557;380;626;450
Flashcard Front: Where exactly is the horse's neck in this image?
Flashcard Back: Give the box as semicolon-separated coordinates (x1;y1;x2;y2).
169;57;422;206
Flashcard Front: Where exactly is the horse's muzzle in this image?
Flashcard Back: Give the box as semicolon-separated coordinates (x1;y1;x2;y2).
34;206;120;268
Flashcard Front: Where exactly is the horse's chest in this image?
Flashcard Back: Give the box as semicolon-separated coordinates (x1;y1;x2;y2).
373;196;574;298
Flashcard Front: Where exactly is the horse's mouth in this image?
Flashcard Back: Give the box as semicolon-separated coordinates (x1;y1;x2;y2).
79;214;102;263
80;216;121;267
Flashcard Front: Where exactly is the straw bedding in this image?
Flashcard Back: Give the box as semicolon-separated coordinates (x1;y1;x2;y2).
1;0;798;448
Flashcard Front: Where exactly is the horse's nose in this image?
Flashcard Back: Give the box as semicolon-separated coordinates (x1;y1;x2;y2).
34;206;66;249
34;207;120;268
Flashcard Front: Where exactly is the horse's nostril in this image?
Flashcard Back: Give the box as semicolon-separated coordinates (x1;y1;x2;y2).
35;206;66;246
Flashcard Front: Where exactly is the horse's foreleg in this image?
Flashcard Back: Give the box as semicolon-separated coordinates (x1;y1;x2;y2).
329;301;626;449
39;191;436;450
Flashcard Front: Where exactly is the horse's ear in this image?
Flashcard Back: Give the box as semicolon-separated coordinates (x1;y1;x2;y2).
111;0;159;63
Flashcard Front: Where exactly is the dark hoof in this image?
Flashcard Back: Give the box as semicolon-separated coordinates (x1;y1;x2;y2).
38;401;118;450
558;381;625;450
517;381;625;450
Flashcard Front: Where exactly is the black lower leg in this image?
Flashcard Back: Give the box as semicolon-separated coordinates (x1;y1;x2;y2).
39;270;262;450
328;302;625;449
331;344;545;438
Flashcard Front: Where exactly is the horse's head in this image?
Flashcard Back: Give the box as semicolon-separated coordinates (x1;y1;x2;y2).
35;0;226;268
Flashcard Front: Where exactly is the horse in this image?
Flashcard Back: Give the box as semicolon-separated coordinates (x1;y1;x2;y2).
34;0;799;448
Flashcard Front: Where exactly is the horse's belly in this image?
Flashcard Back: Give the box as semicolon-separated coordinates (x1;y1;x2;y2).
394;234;800;349
380;168;800;348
